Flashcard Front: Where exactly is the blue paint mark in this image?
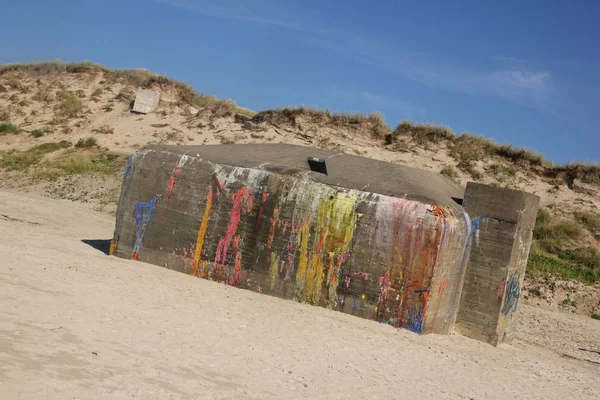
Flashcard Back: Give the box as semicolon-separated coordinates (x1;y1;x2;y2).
471;216;488;231
462;194;472;207
352;297;358;312
407;305;425;333
123;155;134;179
502;273;521;316
132;196;158;256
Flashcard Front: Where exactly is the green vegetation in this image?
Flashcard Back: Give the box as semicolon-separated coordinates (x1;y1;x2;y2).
527;253;599;285
533;208;585;253
560;247;600;269
440;165;459;179
75;136;98;149
31;129;44;138
0;140;122;179
0;141;71;171
55;93;84;118
592;313;600;320
0;123;19;135
42;151;117;176
529;207;600;285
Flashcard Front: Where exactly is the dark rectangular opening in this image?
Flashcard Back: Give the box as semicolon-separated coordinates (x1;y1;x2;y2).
307;157;328;175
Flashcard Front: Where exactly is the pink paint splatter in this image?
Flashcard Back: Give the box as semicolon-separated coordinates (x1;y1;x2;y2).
214;187;253;272
353;271;369;281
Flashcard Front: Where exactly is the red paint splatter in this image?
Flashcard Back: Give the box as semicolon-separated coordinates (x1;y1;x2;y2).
498;278;506;304
132;252;139;261
267;207;280;249
213;187;253;280
328;253;349;287
344;276;351;288
438;275;448;294
166;168;180;199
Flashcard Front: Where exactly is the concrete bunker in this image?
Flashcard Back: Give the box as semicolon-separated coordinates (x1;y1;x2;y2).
110;144;539;344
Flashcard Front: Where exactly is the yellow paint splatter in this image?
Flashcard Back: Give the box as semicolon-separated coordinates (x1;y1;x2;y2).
269;252;279;289
298;189;360;305
294;217;311;286
191;190;213;276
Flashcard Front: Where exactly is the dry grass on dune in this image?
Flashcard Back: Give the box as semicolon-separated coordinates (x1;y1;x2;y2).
253;106;391;138
0;60;254;117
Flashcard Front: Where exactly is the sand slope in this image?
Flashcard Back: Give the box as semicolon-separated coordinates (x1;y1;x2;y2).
0;190;598;399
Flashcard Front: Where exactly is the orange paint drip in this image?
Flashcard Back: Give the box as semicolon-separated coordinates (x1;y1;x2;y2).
109;241;116;255
422;291;431;321
166;168;180;199
247;194;254;213
191;189;213;276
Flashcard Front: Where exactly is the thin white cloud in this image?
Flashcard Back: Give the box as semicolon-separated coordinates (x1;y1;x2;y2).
490;55;529;63
158;0;556;110
494;70;551;90
328;86;425;118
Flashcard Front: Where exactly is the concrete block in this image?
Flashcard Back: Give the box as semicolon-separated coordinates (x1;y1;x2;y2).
110;144;471;335
132;89;160;114
456;182;539;345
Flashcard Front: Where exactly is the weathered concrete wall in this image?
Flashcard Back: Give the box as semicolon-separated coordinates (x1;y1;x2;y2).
455;183;539;345
111;144;471;334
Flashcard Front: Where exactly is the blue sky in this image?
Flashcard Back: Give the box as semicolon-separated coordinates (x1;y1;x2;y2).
1;0;599;163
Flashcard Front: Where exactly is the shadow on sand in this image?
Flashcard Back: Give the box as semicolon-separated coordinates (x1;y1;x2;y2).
81;239;112;255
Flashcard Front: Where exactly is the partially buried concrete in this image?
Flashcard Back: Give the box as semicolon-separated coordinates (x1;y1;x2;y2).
455;182;539;345
110;144;539;340
132;89;160;114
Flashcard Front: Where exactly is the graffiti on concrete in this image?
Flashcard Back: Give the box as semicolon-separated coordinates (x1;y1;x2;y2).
114;149;473;335
131;196;158;260
501;272;521;316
